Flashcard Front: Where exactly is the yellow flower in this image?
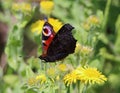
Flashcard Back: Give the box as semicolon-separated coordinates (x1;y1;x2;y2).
75;43;82;53
40;1;54;15
56;75;60;81
12;3;31;13
83;22;90;31
31;20;45;34
31;18;63;34
75;44;93;55
48;18;63;33
28;77;37;86
21;3;31;12
80;45;93;55
63;70;80;86
47;68;55;76
88;16;99;25
83;15;100;31
77;67;107;84
36;74;46;84
12;3;20;11
58;64;67;72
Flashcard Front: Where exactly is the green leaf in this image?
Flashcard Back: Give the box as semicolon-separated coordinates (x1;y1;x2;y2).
3;75;18;86
109;74;120;88
7;57;18;70
98;33;109;44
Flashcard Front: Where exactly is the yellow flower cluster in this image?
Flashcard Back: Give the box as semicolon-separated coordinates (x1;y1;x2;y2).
40;1;54;15
27;64;107;87
31;18;63;34
63;66;107;86
28;74;46;86
12;3;31;13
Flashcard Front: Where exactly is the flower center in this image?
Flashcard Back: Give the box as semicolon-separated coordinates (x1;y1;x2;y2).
84;69;99;78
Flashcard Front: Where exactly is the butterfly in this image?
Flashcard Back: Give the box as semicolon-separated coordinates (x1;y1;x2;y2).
39;22;77;62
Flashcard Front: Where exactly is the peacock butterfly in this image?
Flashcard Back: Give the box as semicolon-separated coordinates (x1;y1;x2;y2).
39;22;77;62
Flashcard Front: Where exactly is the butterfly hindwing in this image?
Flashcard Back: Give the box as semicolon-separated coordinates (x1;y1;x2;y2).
39;23;77;62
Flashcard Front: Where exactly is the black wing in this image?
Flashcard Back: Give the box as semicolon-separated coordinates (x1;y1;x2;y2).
39;24;77;62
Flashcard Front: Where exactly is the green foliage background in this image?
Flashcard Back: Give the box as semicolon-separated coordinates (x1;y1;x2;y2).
0;0;120;93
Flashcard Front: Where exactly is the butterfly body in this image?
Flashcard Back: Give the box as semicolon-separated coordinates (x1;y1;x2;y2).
39;22;77;62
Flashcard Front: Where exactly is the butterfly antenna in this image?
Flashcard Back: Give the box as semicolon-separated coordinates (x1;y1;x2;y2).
44;16;48;22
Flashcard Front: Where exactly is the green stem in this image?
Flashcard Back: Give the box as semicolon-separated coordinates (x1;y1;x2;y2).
79;83;87;93
77;81;80;93
67;86;70;93
81;56;88;67
67;85;73;93
102;0;111;31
